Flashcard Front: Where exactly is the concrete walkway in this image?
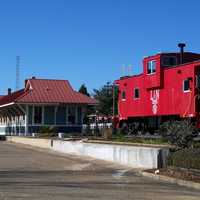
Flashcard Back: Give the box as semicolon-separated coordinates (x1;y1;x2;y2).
0;142;200;200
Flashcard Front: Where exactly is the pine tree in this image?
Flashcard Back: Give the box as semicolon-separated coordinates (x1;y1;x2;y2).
79;84;90;97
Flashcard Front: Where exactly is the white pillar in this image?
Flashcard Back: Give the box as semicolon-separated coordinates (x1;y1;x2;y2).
25;105;28;136
15;116;17;136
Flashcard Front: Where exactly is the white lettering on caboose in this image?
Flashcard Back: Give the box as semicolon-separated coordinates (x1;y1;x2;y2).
150;89;160;114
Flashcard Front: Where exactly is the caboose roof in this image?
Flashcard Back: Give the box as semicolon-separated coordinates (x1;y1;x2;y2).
144;52;200;59
115;51;200;83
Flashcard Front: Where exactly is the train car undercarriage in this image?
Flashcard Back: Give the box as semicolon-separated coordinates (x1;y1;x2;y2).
118;115;197;135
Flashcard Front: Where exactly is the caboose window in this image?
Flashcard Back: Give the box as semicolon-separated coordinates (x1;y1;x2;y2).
134;88;140;99
122;91;126;100
147;60;156;74
196;75;200;89
183;79;190;92
162;56;177;66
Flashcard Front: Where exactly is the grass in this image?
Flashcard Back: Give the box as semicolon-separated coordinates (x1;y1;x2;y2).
111;133;169;145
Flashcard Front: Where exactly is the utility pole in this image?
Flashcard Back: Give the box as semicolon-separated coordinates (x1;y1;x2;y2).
16;56;20;90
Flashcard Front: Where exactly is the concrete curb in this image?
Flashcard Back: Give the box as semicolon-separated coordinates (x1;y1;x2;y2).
138;171;200;190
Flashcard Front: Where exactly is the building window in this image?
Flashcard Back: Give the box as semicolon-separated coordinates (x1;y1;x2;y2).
44;106;55;125
162;56;177;67
34;106;42;124
183;79;190;92
147;60;156;74
122;91;126;100
56;106;67;125
134;88;140;99
68;106;76;124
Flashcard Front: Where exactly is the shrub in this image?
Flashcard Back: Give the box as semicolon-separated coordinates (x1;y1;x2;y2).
168;148;200;170
159;120;198;149
111;134;168;144
38;126;57;138
112;132;126;142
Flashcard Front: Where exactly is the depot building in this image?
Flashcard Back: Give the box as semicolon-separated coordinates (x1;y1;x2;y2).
0;77;97;136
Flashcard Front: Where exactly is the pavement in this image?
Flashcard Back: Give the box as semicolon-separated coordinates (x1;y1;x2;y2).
0;142;200;200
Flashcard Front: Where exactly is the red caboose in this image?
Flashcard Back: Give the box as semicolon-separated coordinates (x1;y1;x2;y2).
115;44;200;133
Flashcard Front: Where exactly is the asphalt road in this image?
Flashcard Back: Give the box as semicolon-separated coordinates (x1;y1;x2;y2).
0;142;200;200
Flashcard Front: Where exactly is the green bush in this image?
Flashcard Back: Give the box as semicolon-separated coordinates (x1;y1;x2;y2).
112;131;127;142
38;126;57;138
111;133;168;144
159;120;198;149
168;148;200;170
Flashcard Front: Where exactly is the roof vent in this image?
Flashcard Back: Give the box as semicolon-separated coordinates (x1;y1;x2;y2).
32;76;36;79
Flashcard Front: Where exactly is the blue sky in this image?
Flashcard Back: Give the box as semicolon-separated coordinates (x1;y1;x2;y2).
0;0;200;94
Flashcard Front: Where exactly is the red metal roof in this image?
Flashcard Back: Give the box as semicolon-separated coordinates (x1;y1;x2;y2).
0;78;97;106
0;90;24;106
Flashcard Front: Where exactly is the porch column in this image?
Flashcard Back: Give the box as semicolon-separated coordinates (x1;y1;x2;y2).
15;116;17;136
25;105;28;136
